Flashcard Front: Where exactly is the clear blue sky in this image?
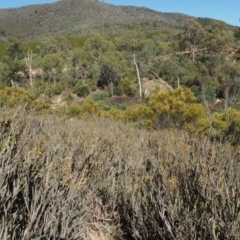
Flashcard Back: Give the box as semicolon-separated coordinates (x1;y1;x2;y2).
0;0;239;27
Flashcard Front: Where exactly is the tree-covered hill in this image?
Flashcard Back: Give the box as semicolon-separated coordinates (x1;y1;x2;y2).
0;0;194;40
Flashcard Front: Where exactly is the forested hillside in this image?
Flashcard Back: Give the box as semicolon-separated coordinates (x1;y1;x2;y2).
0;0;192;40
1;1;240;239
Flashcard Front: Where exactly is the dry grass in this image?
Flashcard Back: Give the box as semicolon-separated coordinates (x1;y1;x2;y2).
0;108;240;239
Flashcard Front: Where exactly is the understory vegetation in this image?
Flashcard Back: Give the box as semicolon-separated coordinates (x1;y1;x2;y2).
0;110;240;239
2;86;240;144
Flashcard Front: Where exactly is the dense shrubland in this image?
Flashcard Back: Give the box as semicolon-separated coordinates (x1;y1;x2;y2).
2;86;240;143
0;20;239;102
0;110;240;239
0;21;240;101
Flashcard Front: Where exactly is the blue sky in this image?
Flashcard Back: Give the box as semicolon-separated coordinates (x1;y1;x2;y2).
0;0;239;27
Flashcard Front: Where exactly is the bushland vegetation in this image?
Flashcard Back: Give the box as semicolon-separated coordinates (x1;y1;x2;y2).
0;7;240;239
0;17;240;146
0;19;239;108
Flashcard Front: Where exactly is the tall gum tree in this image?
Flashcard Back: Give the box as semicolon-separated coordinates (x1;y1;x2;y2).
204;21;233;55
181;20;205;62
84;32;115;58
43;52;65;86
220;63;240;109
97;51;126;96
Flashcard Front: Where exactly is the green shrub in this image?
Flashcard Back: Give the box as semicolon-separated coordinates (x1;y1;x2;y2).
65;93;74;101
212;108;240;143
74;83;90;97
101;101;127;111
190;85;201;101
116;85;124;96
116;78;137;97
52;85;63;95
0;81;6;90
127;85;137;97
91;91;110;101
33;79;53;97
90;84;97;91
82;99;101;115
66;104;83;117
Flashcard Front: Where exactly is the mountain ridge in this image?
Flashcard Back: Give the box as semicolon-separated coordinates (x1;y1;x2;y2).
0;0;194;40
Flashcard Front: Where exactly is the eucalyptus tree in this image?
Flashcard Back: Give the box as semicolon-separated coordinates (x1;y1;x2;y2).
219;62;240;109
180;20;205;61
84;32;115;58
204;21;233;54
37;37;59;56
98;51;126;96
115;31;146;53
43;52;65;86
3;37;25;86
72;48;95;84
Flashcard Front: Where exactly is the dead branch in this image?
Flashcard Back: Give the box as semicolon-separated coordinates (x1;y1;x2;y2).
151;71;173;91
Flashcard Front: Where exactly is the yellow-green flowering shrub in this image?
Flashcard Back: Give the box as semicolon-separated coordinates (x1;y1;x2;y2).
148;87;209;133
0;87;36;107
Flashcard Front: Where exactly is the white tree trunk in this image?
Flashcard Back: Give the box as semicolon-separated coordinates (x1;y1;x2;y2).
177;76;180;88
133;54;142;100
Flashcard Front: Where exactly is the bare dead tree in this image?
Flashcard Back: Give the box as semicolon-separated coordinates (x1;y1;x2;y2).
133;54;142;100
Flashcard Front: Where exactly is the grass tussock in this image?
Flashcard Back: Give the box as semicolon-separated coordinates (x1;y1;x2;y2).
0;109;240;239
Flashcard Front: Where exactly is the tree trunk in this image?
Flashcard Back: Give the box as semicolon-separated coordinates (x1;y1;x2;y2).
133;54;142;100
